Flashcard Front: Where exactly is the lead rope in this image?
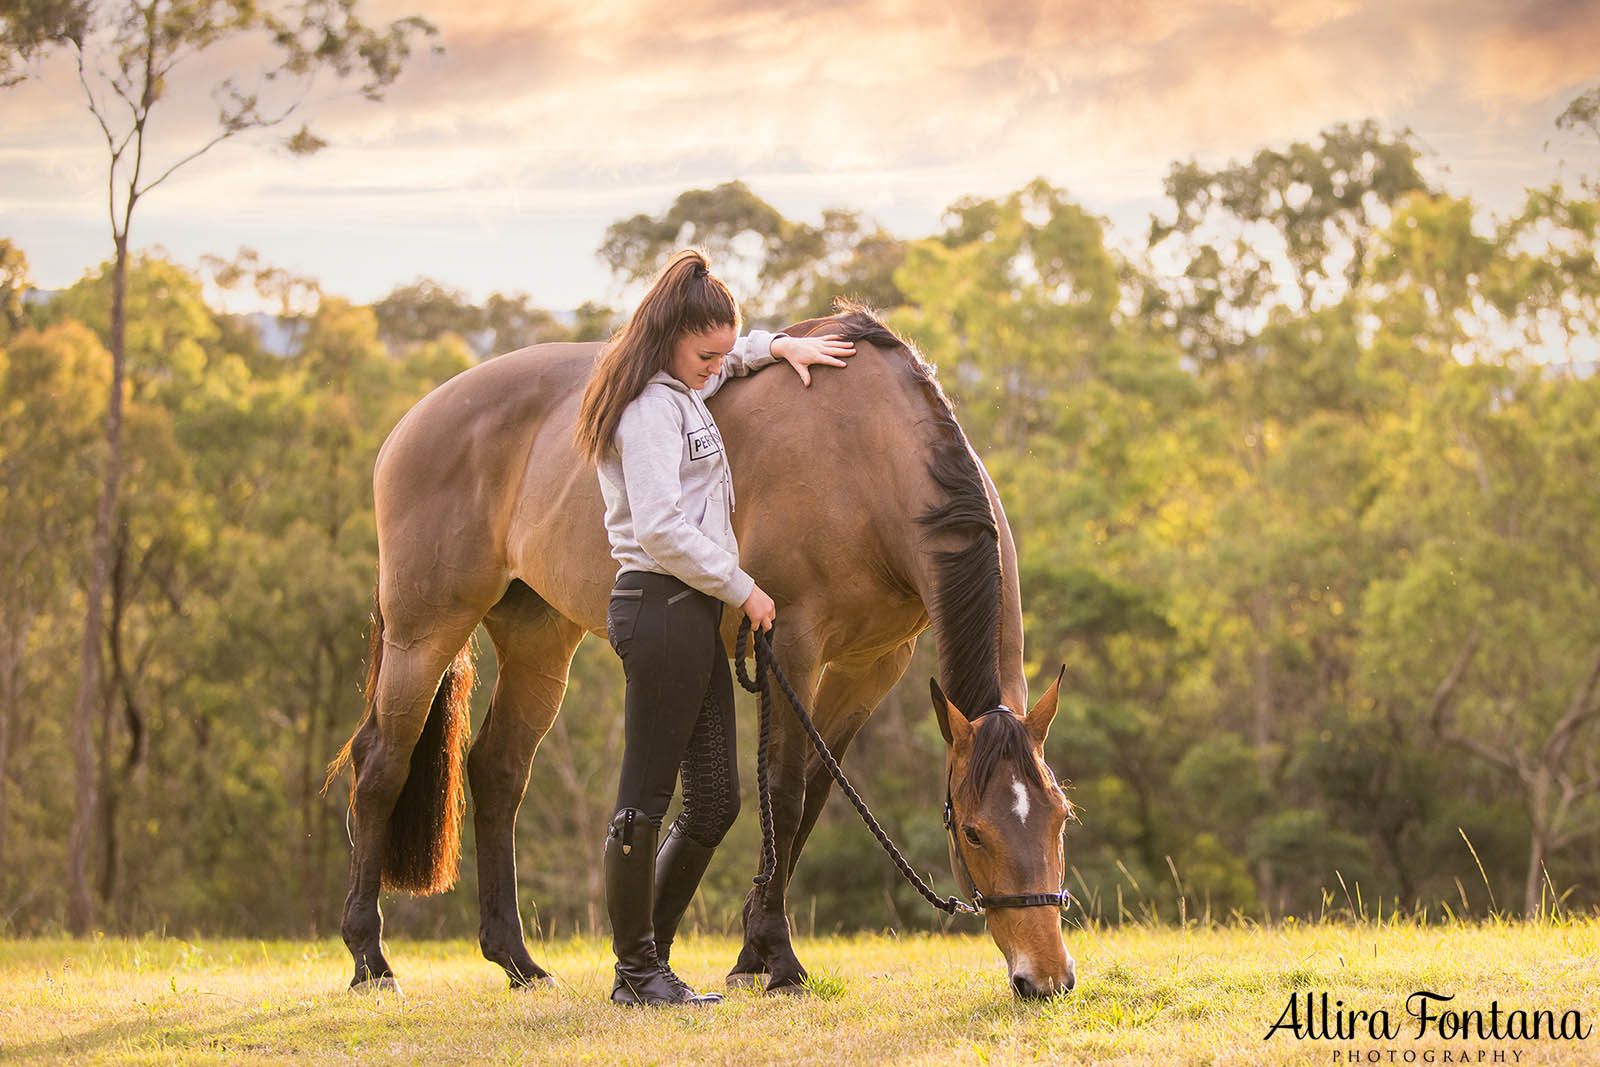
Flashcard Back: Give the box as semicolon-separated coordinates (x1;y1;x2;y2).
734;618;979;916
741;619;779;887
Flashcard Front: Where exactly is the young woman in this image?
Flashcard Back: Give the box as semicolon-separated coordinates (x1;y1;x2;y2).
573;250;853;1006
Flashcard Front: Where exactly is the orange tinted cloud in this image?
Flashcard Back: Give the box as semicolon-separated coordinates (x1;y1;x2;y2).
1474;0;1600;104
343;0;1596;191
4;0;1596;302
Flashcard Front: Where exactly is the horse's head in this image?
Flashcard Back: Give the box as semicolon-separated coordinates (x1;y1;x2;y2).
931;670;1075;999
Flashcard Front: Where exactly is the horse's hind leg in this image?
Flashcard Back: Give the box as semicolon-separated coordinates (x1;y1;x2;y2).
342;608;486;990
471;582;585;988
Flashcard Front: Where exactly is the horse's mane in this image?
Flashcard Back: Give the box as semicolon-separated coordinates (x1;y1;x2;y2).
788;302;1005;722
958;712;1047;805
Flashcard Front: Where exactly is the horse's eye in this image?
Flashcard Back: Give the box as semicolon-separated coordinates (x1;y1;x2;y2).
962;826;982;847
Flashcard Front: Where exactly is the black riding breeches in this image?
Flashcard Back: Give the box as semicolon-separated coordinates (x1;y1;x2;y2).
607;571;741;846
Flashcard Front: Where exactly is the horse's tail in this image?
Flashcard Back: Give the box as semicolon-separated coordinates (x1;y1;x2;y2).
382;635;475;894
323;584;476;896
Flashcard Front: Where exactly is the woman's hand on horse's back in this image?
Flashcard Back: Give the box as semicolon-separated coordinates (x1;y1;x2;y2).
743;585;777;632
773;334;854;387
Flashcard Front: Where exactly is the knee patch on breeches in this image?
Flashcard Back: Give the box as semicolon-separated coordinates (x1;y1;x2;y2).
672;689;740;846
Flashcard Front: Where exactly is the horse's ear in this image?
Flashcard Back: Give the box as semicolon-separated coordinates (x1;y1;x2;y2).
930;678;972;748
1025;666;1065;746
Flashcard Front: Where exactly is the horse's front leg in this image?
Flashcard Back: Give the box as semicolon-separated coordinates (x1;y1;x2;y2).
727;634;821;993
787;642;917;870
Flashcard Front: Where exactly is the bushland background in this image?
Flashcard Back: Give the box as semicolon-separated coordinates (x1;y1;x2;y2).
3;35;1599;942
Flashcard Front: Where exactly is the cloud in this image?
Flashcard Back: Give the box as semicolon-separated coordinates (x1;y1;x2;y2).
339;0;1587;193
5;0;1595;302
1473;0;1600;104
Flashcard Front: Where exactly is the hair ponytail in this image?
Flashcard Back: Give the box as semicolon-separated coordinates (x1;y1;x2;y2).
574;249;741;463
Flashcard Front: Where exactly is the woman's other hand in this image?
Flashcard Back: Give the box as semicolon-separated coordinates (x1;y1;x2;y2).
742;584;776;632
772;334;854;386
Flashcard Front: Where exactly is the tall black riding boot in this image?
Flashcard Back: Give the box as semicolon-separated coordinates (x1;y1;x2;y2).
653;821;718;967
605;808;723;1007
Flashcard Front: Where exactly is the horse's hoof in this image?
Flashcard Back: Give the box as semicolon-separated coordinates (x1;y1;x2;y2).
764;977;810;997
349;975;402;995
726;972;765;990
511;975;557;991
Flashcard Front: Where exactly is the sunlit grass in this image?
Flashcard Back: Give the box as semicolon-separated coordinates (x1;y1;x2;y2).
2;920;1598;1065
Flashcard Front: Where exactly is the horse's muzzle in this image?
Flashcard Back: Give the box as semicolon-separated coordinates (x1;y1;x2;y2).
1011;959;1075;999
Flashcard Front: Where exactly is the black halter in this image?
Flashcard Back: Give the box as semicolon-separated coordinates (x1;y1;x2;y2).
943;706;1072;913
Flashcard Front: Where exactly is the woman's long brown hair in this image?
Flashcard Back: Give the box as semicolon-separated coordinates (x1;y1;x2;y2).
574;249;741;463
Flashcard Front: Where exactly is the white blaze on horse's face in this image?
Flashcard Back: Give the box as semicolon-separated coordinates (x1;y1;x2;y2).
981;766;1074;1000
1010;777;1030;824
933;669;1074;999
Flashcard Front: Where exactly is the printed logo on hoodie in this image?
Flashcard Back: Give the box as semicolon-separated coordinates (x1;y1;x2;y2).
687;425;722;461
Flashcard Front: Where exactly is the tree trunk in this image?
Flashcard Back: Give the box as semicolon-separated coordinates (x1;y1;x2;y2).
301;643;326;935
96;524;129;914
1524;828;1548;919
0;620;21;887
1518;765;1556;918
95;734;119;907
311;652;342;933
1249;586;1277;919
67;236;129;935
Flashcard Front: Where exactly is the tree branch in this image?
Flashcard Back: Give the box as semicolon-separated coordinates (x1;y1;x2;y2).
1569;776;1600;802
1572;549;1600;597
1542;644;1600;770
1439;724;1526;778
117;3;161;235
1555;818;1600;850
137;93;307;197
135;127;241;197
1427;629;1482;726
72;45;117;153
1428;630;1532;778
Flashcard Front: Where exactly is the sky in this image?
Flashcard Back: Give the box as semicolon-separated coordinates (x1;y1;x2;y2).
2;0;1599;313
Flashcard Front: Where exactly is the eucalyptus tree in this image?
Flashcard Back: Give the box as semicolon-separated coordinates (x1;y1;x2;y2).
0;0;439;933
0;319;107;916
1144;123;1434;913
0;239;28;339
1356;156;1600;915
599;180;905;326
894;179;1198;908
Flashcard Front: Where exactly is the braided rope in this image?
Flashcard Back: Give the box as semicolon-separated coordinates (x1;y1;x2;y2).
734;622;779;886
734;619;978;916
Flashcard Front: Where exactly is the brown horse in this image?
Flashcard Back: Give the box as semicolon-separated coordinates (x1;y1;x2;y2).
329;308;1076;998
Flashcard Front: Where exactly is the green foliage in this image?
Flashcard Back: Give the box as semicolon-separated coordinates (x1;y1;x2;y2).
1;0;439;147
3;106;1599;938
0;237;28;339
599;181;906;326
373;279;576;357
4;0;440;934
45;254;220;400
601;180;788;284
0;252;477;934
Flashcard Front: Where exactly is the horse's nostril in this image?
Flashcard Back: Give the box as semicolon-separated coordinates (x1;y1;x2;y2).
1011;974;1032;998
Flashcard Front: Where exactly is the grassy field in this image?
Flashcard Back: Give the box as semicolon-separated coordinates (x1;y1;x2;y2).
4;920;1599;1065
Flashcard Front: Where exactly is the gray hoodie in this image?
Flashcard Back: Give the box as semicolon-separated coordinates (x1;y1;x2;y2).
597;331;783;606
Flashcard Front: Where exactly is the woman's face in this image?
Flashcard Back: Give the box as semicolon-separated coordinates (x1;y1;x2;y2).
668;324;736;390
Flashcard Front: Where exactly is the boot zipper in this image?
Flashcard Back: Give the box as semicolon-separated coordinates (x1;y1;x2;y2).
622;809;635;855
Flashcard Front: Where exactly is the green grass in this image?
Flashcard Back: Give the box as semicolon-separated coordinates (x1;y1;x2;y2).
3;920;1598;1065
